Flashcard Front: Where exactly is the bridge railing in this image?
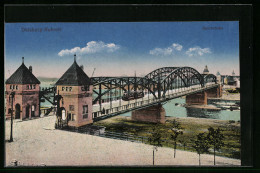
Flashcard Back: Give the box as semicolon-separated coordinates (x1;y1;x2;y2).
92;83;219;119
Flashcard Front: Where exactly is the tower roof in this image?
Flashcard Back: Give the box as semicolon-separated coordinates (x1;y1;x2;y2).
55;59;91;86
6;62;40;84
203;65;209;73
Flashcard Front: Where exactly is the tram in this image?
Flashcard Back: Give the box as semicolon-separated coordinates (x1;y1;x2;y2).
122;91;144;101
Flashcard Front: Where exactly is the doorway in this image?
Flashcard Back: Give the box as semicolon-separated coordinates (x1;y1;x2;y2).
26;105;30;118
31;105;35;117
15;104;20;119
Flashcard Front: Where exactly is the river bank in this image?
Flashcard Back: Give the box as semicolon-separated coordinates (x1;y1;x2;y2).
94;116;240;159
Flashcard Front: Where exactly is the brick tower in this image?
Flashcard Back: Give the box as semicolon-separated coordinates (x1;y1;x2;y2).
55;54;93;127
5;57;41;120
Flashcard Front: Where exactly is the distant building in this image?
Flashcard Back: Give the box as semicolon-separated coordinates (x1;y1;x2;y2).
55;55;93;127
5;57;41;120
232;70;236;76
216;71;221;83
203;65;209;75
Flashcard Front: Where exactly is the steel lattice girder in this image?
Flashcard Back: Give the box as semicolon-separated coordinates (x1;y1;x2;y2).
90;67;217;102
203;74;217;83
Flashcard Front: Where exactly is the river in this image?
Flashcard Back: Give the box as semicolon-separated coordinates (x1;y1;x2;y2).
118;98;240;121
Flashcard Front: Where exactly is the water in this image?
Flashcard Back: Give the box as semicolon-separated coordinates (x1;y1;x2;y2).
119;98;240;121
40;81;56;107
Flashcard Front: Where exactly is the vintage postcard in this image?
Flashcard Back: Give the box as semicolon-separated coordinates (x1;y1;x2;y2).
4;21;241;167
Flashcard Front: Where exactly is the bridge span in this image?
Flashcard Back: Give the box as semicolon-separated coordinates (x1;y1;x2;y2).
38;59;222;127
91;83;220;122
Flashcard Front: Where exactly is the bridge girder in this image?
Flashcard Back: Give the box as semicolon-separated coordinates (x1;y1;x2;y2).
203;74;217;84
90;67;217;102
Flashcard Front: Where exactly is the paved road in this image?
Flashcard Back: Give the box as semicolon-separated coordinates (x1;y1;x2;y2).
5;115;240;166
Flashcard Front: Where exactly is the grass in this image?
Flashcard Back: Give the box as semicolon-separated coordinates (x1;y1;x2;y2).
94;116;241;159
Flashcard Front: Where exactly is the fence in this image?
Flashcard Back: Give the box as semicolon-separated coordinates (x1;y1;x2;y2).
60;125;192;149
58;125;240;160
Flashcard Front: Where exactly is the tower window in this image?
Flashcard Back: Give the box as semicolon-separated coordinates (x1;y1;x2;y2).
81;85;89;91
62;87;65;91
27;85;29;89
83;105;88;119
71;114;75;121
33;85;36;89
69;105;74;111
16;85;18;90
69;87;72;91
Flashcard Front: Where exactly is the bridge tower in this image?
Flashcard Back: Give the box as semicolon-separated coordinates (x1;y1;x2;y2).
5;57;41;120
55;54;93;127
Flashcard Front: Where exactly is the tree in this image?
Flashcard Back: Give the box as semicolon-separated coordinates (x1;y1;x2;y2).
191;133;210;166
148;125;162;166
169;120;183;158
178;139;187;151
207;127;225;165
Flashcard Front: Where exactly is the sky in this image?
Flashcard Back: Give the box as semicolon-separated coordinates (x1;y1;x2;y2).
5;22;239;79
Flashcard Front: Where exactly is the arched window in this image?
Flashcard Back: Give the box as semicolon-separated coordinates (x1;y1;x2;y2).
62;109;66;120
31;105;35;111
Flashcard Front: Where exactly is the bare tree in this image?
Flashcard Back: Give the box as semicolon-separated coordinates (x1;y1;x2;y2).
207;127;225;165
191;133;210;166
148;125;162;166
169;120;183;158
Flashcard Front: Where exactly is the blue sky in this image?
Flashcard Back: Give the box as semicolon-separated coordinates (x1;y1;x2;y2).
5;22;239;78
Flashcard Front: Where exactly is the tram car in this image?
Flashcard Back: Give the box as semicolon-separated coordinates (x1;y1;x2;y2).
122;91;144;101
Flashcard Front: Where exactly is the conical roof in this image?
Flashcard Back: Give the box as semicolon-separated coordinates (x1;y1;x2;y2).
55;60;91;86
6;63;40;84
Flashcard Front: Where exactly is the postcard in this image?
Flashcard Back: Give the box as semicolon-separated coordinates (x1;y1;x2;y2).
4;20;241;167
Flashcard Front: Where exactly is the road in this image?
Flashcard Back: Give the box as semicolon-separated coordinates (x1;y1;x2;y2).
5;115;240;166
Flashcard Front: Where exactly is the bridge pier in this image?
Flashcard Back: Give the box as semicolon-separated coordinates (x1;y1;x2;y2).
131;104;165;124
186;91;207;105
186;85;222;105
205;85;222;98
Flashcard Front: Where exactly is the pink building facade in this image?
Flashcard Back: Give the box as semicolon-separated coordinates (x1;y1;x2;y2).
5;59;41;120
55;55;93;127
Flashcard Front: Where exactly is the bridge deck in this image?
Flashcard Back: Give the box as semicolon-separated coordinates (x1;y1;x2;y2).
92;83;219;122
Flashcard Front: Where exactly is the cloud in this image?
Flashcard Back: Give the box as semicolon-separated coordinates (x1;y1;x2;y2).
185;46;211;57
149;43;183;56
172;43;183;51
58;41;120;56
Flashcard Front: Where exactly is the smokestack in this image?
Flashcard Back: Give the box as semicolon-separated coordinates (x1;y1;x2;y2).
80;65;84;71
29;66;32;73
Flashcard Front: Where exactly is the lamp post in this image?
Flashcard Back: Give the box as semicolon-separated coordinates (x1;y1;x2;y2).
54;90;63;128
9;91;15;142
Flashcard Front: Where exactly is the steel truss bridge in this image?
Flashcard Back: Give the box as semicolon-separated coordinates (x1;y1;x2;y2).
39;66;218;120
90;67;218;122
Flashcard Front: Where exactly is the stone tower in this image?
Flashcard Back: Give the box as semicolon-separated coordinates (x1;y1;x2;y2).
55;55;93;127
5;57;41;120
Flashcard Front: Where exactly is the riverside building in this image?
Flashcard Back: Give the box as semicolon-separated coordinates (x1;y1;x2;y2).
55;55;93;127
5;57;41;120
